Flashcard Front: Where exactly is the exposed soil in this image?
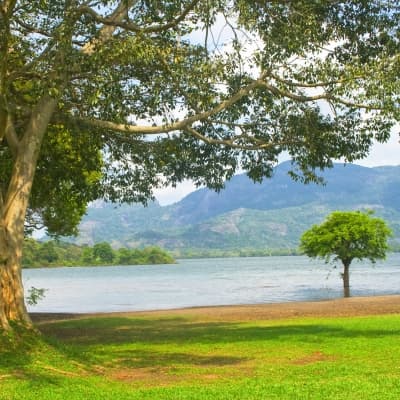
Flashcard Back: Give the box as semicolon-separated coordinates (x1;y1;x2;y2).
30;294;400;324
291;351;336;365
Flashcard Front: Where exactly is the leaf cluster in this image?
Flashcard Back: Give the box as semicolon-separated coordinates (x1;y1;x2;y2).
300;211;392;267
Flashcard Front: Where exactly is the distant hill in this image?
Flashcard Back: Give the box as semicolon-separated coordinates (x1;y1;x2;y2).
71;162;400;254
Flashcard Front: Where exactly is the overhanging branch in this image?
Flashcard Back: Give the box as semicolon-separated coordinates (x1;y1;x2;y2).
268;71;364;88
184;126;281;150
77;68;383;144
259;79;385;111
81;0;138;55
78;0;200;34
78;73;267;134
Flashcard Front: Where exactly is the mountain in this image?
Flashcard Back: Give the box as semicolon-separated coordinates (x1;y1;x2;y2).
71;162;400;254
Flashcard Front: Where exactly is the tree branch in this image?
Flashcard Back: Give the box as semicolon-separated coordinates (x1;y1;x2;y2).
81;0;138;54
78;73;267;134
258;80;332;103
268;71;364;89
4;114;19;158
184;126;302;151
14;17;52;38
0;0;17;17
184;126;262;150
259;79;384;111
78;0;200;34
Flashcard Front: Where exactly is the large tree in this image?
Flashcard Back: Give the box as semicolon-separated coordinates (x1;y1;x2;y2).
0;1;399;331
300;211;392;297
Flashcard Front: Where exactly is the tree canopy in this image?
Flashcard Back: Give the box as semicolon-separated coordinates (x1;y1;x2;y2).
300;210;392;296
1;0;399;236
0;0;399;330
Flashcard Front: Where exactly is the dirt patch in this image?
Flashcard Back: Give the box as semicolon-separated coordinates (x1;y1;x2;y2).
292;351;335;365
31;295;400;324
110;367;172;384
109;366;221;387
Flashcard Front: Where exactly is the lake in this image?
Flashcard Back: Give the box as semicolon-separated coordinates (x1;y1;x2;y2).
23;254;400;313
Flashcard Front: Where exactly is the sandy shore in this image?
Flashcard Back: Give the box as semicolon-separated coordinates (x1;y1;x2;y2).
30;294;400;323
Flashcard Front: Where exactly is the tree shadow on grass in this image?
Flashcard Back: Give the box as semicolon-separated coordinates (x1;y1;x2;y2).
6;314;400;384
97;348;246;369
30;315;400;372
38;315;400;348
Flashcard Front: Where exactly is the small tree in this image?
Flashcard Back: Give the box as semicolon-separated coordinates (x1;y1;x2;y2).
92;242;114;264
300;211;392;297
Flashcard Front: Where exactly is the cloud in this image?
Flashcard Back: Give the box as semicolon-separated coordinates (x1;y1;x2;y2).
153;180;199;206
356;132;400;167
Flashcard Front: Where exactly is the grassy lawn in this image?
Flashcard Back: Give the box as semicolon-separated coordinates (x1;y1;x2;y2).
1;311;400;399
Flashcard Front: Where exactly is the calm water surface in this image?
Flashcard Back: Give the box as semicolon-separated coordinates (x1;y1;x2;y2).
23;254;400;313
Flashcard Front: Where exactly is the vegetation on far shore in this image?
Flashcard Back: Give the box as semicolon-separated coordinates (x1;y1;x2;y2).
22;239;175;268
172;247;301;258
23;238;400;269
22;238;302;269
1;310;400;399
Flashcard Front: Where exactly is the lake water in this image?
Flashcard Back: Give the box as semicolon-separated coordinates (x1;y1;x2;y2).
23;254;400;313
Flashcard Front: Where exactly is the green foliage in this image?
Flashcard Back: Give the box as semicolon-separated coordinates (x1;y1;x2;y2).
26;287;47;306
29;126;105;237
172;248;300;259
1;1;399;238
116;246;176;265
300;211;392;267
92;242;115;264
22;239;175;268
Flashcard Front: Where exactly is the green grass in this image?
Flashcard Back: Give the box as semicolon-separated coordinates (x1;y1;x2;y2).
1;312;400;399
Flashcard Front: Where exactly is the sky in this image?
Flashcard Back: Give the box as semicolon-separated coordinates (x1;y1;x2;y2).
154;132;400;206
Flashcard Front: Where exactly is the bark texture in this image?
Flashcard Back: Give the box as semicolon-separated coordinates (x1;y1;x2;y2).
0;249;31;331
0;97;56;331
342;262;351;298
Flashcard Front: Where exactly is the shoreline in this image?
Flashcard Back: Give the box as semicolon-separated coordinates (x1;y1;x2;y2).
30;294;400;323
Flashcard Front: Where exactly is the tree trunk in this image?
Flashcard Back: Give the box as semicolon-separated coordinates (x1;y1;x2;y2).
0;241;31;331
0;208;31;331
0;96;56;332
342;262;351;298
